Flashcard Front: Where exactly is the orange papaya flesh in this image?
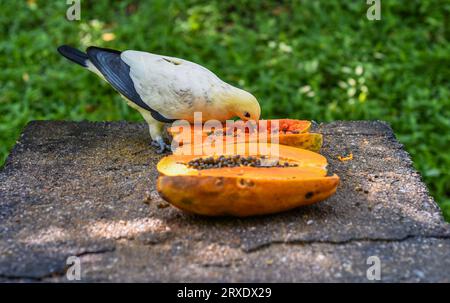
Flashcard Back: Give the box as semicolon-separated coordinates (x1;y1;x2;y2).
167;119;321;150
168;119;311;137
269;132;322;152
171;132;323;155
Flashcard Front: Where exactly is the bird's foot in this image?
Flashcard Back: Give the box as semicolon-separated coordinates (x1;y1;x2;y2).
151;139;171;154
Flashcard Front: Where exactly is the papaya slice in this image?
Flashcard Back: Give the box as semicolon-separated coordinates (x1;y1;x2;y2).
157;143;339;217
167;119;322;151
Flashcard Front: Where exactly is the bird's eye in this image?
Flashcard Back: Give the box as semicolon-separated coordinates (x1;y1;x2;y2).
244;112;251;118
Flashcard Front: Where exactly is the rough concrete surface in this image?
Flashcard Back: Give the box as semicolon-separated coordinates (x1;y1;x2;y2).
0;120;449;282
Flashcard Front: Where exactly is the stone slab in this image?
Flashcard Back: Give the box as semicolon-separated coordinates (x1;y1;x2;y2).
0;121;449;282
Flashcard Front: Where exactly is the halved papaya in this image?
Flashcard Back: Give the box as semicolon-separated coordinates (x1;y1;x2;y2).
167;119;322;152
157;143;339;217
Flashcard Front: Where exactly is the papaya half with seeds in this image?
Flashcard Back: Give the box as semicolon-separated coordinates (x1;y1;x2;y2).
167;119;322;152
156;143;339;217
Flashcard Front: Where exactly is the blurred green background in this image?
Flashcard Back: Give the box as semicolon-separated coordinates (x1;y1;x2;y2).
1;1;449;219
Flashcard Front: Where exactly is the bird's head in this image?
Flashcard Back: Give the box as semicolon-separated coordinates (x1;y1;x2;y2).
228;88;261;122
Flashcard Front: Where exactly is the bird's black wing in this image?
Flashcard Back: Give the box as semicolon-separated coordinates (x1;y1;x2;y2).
86;46;175;123
58;45;89;67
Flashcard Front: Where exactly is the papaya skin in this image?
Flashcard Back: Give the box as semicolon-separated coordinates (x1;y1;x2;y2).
157;174;339;217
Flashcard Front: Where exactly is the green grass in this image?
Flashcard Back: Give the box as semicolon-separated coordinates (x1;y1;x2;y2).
1;1;449;219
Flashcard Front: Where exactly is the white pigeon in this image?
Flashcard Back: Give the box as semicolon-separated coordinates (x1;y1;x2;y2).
57;45;261;153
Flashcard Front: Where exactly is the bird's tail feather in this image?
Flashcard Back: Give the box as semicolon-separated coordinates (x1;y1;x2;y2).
57;45;89;67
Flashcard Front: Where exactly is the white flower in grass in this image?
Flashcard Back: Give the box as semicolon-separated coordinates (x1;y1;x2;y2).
338;81;348;89
279;42;292;53
374;52;384;59
341;66;352;74
348;78;356;86
347;87;356;97
355;65;364;75
299;85;311;94
89;19;104;30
